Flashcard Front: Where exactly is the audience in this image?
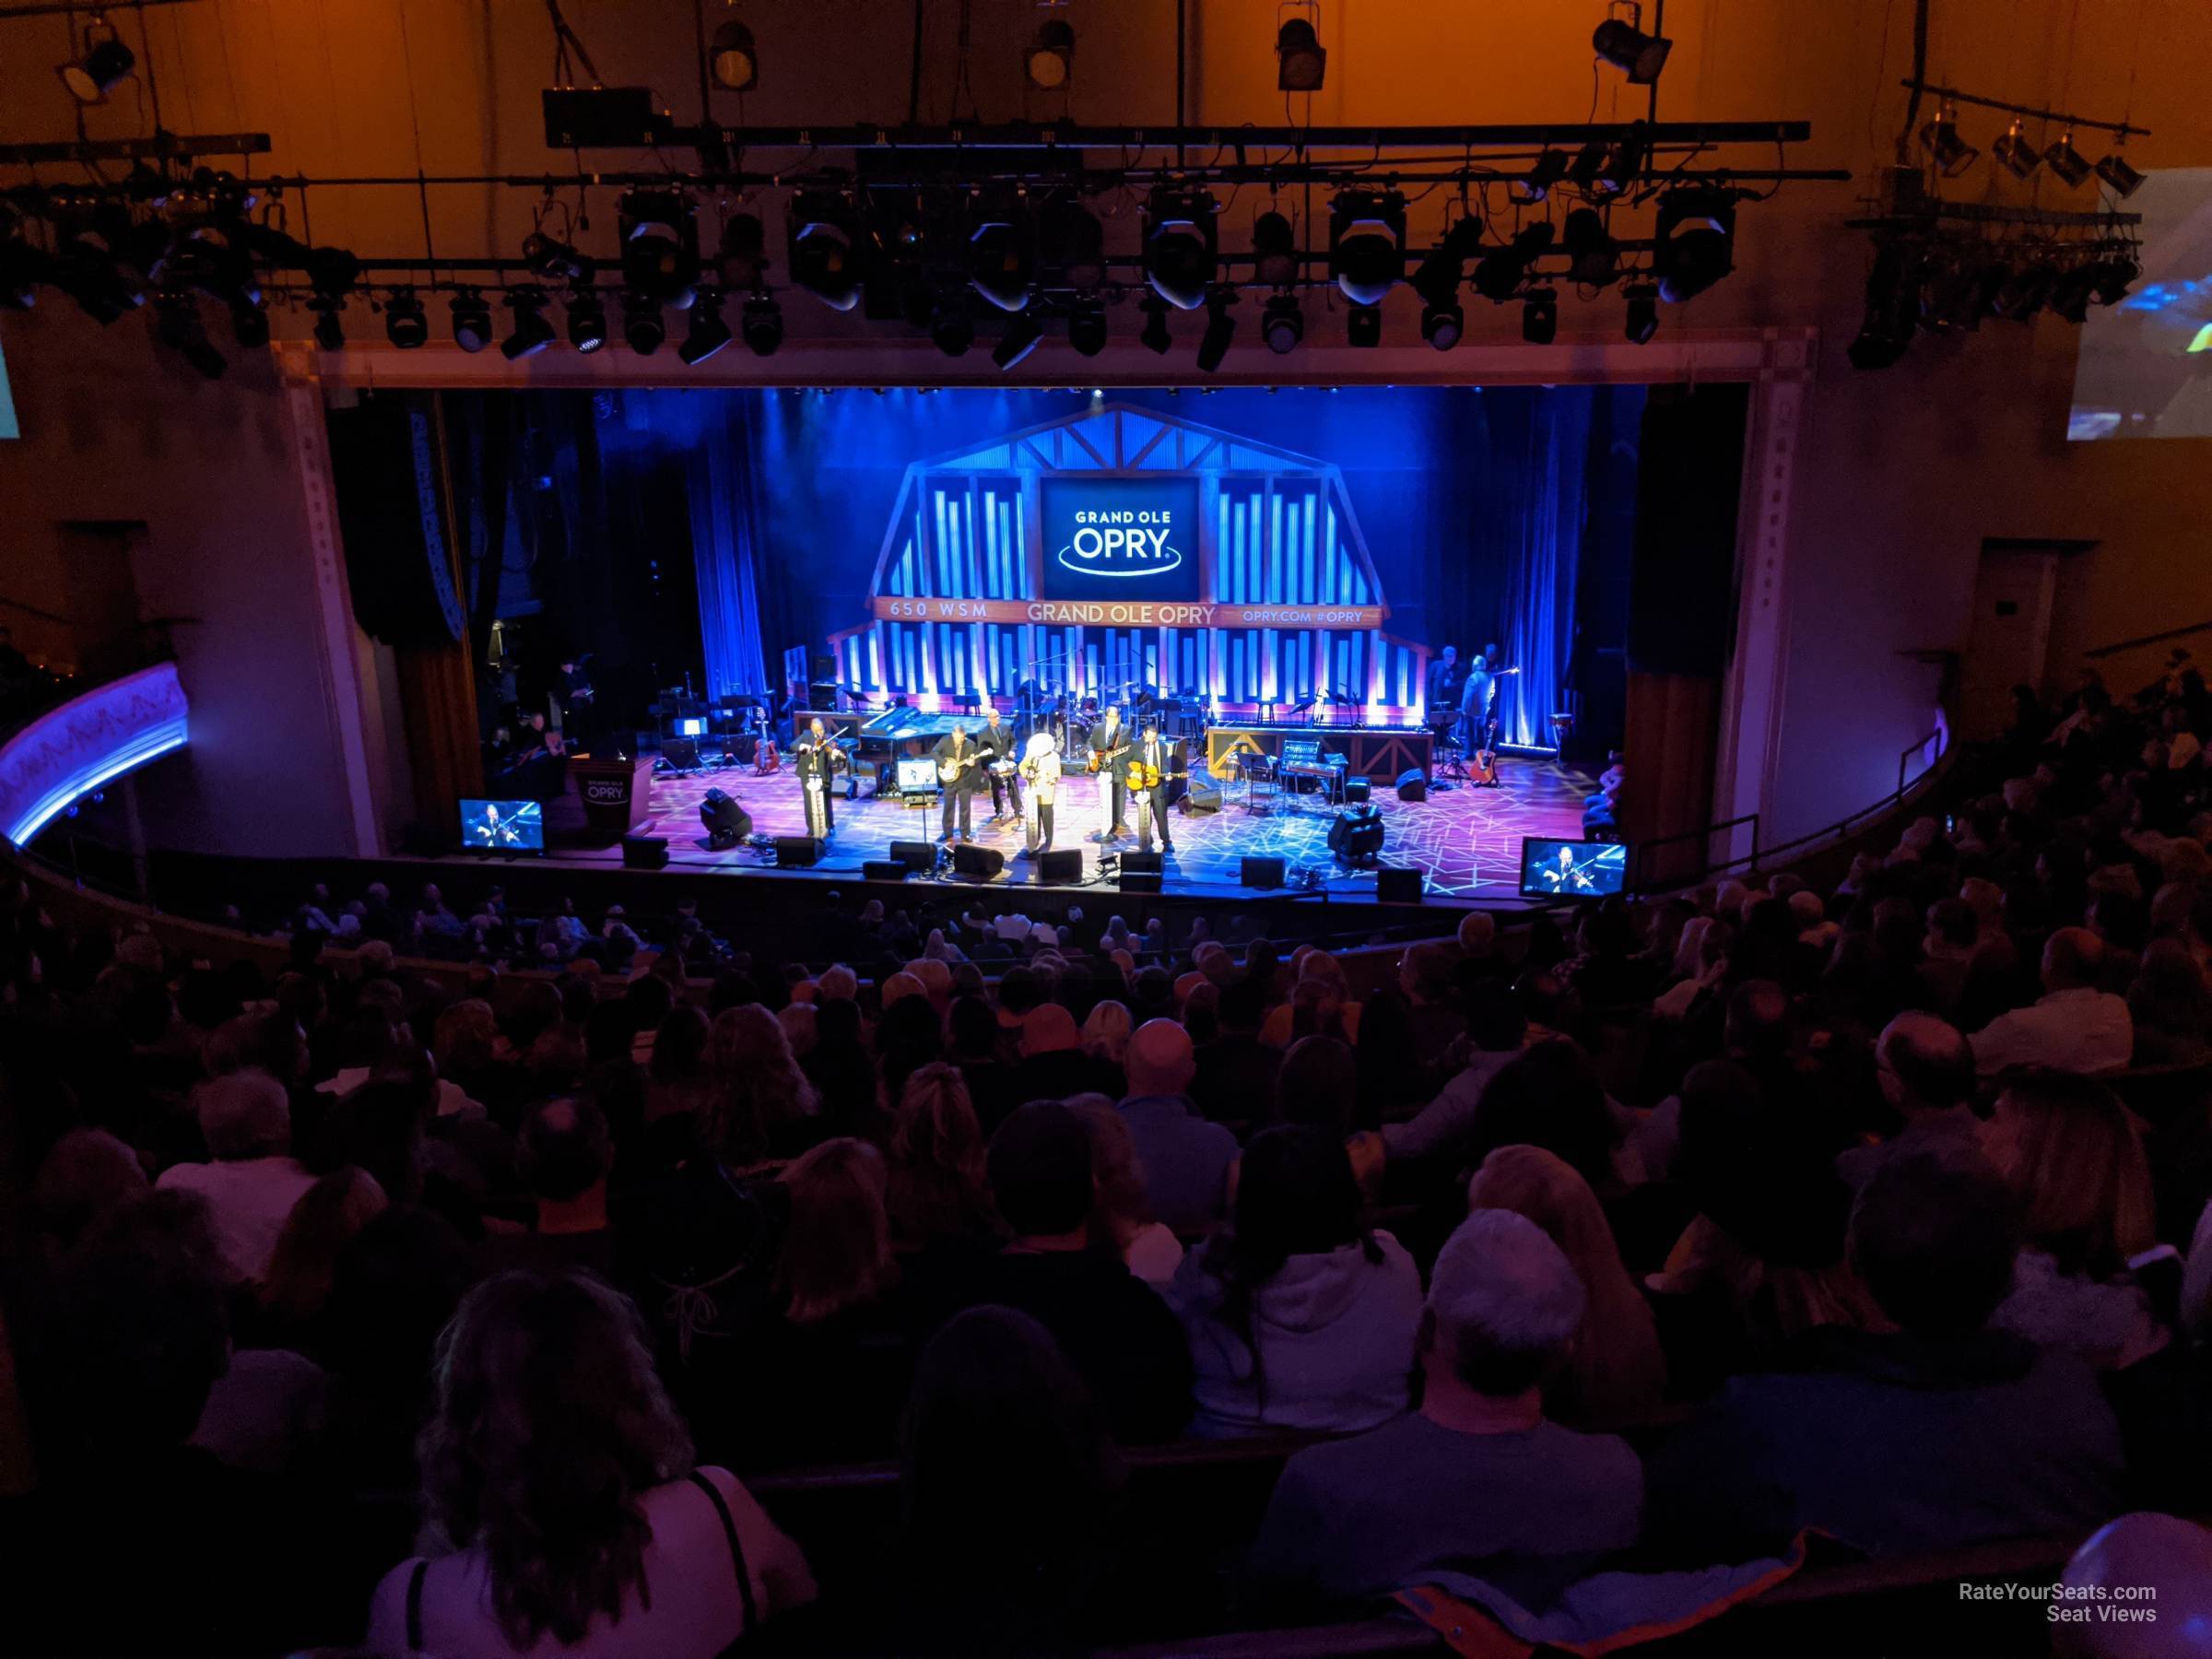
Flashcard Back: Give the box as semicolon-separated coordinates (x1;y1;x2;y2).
1117;1018;1239;1234
1971;926;2135;1076
154;1068;319;1283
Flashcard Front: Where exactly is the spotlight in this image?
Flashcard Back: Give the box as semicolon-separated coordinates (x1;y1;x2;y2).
1346;303;1382;347
967;195;1035;312
1592;16;1671;84
2090;252;2140;306
993;312;1043;371
229;296;271;348
1653;187;1736;302
787;191;863;312
1916;101;1980;178
52;214;147;324
1472;222;1556;302
2095;148;2146;198
679;289;732;365
741;294;783;356
1992;119;2041;180
1920;255;2006;334
1420;297;1463;350
1252;209;1300;288
1560;208;1618;288
2048;262;2103;324
155;294;227;379
1567;141;1610;191
1514;151;1570;205
709;19;759;90
1025;18;1075;89
716;213;769;292
450;289;494;352
1328;190;1405;306
617;189;700;305
1196;290;1236;372
311;299;346;351
2043;131;2093;188
0;220;54;311
1067;297;1108;357
1261;293;1303;354
1144;186;1217;311
1848;241;1923;370
1595;124;1649;195
1138;297;1172;355
566;290;606;353
501;288;556;359
932;293;976;357
59;21;135;104
1522;289;1559;345
1040;198;1106;291
622;291;665;354
1622;284;1659;345
1276;17;1326;91
522;230;594;287
1412;218;1479;317
384;289;429;348
1990;259;2058;321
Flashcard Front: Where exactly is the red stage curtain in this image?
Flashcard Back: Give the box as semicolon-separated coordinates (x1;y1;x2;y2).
395;638;483;837
1623;670;1720;888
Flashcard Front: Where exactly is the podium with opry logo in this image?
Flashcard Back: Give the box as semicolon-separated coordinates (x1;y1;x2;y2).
568;754;656;846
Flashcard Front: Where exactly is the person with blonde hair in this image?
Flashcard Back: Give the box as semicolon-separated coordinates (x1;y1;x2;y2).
705;1005;819;1172
775;1138;899;1325
1065;1094;1182;1285
1080;999;1134;1066
885;1062;997;1252
258;1166;388;1338
1260;949;1363;1047
1984;1069;2167;1368
1466;1147;1665;1423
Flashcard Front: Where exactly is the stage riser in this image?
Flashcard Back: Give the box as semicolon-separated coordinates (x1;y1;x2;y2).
1205;725;1433;784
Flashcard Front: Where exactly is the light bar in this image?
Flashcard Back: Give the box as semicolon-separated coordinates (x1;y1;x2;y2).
0;662;190;845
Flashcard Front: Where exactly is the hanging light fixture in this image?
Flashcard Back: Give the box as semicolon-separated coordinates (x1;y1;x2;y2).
1992;118;2042;179
2094;143;2146;199
59;15;135;105
1916;101;1980;178
2042;130;2093;187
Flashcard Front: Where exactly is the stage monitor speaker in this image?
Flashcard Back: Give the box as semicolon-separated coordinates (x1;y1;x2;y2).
1343;776;1372;805
1038;849;1084;884
622;835;670;870
774;835;824;866
952;843;1006;879
699;787;752;849
1375;866;1426;903
665;738;701;771
1241;855;1288;888
1120;851;1164;877
1328;803;1387;859
1395;768;1427;803
1120;872;1164;895
807;680;839;711
863;859;911;882
889;840;938;874
1180;773;1222;814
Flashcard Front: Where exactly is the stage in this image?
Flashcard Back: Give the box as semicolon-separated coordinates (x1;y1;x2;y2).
546;755;1597;904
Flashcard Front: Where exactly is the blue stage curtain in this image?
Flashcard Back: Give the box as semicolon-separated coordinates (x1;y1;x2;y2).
1498;394;1593;748
686;400;772;698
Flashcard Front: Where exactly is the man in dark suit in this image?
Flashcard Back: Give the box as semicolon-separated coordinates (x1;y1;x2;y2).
1425;645;1465;724
979;705;1022;824
932;723;983;842
1130;717;1178;854
1088;705;1132;842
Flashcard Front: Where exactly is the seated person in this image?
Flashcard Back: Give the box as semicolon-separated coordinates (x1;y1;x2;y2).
1646;1150;2125;1560
1243;1209;1641;1616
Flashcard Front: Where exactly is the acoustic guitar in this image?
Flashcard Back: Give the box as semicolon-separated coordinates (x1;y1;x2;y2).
1087;740;1132;774
1124;759;1188;792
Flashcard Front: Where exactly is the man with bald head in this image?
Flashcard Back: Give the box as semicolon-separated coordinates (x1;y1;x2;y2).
1970;925;2135;1077
1838;1012;1982;1189
1118;1017;1239;1232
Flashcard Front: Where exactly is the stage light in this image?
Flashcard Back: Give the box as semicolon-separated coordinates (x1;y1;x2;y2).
709;19;759;90
679;289;733;365
1420;297;1463;350
2043;131;2093;188
1595;125;1648;195
967;196;1035;312
1560;208;1618;288
1848;241;1922;370
1916;101;1980;178
1067;297;1108;357
1990;259;2057;321
1040;198;1106;291
501;288;556;359
1252;209;1300;288
993;312;1043;371
1567;141;1610;191
2091;252;2140;306
565;290;606;352
1346;302;1382;347
451;288;494;352
1277;17;1325;90
1992;119;2041;180
1139;297;1173;354
1328;191;1405;306
715;213;769;294
154;294;227;379
2047;262;2103;324
1144;186;1217;311
52;214;147;324
2095;147;2145;198
1025;18;1075;89
1261;292;1303;354
1472;222;1555;302
1622;285;1658;345
618;188;700;305
59;20;135;104
1919;255;2006;334
1653;186;1736;302
932;295;976;357
1411;218;1478;321
1593;15;1671;84
1522;289;1559;344
621;291;665;354
741;294;782;355
384;290;429;348
1514;150;1570;205
788;191;863;312
311;299;346;351
0;219;53;312
1195;290;1236;371
229;295;271;348
523;230;594;287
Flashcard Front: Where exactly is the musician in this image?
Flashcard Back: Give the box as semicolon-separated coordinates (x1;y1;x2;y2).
465;801;521;848
1129;717;1178;854
1018;730;1062;856
979;705;1023;824
552;658;594;751
932;722;984;842
1087;705;1132;841
794;716;848;840
1540;845;1595;893
1458;653;1494;753
1426;645;1465;722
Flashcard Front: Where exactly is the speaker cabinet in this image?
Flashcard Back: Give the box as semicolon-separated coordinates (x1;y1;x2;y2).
889;840;938;874
1120;851;1164;877
1375;866;1426;903
1395;768;1427;803
1179;773;1223;814
1120;872;1164;895
1327;804;1387;859
1241;854;1288;888
774;836;824;866
863;859;911;882
621;835;670;870
1343;776;1372;804
665;738;702;771
952;843;1006;879
1038;848;1084;884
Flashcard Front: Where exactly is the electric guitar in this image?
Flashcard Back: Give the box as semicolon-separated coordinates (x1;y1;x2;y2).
1087;739;1133;774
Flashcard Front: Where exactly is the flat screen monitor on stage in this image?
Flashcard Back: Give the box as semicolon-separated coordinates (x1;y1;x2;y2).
1041;476;1204;602
459;798;544;853
895;757;941;793
1519;838;1627;900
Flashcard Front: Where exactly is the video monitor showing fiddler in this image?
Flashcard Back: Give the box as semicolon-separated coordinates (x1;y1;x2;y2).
459;798;544;852
1519;838;1628;899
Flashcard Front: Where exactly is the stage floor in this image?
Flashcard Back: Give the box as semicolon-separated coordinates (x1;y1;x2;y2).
550;757;1596;905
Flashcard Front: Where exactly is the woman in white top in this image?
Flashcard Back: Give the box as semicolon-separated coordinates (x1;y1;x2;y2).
1018;729;1063;854
365;1270;815;1658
